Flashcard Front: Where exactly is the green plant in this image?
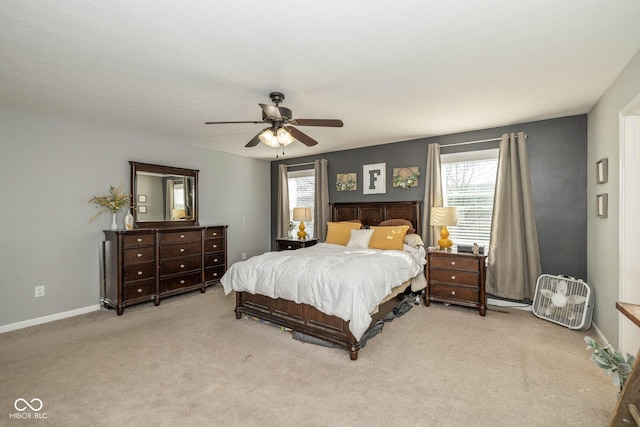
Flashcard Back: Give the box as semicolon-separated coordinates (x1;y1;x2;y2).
585;336;636;388
336;178;356;191
89;183;131;222
392;171;420;189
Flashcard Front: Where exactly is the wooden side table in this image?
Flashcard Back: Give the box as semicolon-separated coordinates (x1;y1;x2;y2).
425;250;487;316
275;238;318;251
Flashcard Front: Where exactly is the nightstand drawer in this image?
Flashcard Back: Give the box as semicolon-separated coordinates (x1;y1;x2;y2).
430;269;479;286
279;241;304;250
430;256;479;271
430;283;479;303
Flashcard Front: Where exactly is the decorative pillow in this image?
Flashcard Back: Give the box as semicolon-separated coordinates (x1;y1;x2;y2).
404;233;424;249
346;228;375;249
368;225;410;250
378;219;415;234
325;221;364;246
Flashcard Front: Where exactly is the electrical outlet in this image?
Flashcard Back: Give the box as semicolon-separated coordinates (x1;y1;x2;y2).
242;252;247;260
35;285;45;298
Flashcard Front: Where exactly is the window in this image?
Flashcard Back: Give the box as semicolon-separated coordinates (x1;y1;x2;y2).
441;149;499;249
288;169;315;238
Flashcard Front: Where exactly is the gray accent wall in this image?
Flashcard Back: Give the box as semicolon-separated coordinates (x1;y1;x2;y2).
271;114;588;282
0;106;271;330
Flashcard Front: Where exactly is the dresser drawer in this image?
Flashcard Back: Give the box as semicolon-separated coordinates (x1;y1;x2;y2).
430;256;479;271
124;262;156;282
160;230;202;244
204;227;225;239
123;279;156;300
205;252;225;267
124;246;156;265
430;269;479;286
204;238;224;253
430;283;479;303
161;255;202;276
160;241;202;259
123;233;155;248
161;272;202;292
205;265;225;282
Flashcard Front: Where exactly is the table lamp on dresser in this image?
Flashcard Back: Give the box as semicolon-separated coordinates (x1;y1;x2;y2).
430;206;458;250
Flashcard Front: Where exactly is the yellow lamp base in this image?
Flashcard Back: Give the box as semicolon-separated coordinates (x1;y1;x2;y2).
438;225;453;250
297;221;307;240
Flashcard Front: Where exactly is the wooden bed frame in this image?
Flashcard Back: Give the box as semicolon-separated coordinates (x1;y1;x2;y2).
234;201;422;360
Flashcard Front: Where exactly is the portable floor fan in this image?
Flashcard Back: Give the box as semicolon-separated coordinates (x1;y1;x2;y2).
532;274;594;330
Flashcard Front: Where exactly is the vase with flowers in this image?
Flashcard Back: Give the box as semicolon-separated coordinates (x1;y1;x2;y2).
89;184;132;230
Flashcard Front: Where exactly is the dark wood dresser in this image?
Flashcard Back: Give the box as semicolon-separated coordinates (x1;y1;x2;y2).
102;225;227;315
425;250;487;316
275;238;318;251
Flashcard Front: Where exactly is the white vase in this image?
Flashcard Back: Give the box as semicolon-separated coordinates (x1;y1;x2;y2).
124;210;133;230
110;212;118;231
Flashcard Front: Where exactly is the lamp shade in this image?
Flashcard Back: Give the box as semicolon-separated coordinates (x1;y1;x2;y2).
430;207;458;226
292;207;312;222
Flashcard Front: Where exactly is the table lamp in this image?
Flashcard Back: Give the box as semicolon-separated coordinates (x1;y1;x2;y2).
293;207;312;240
430;207;459;250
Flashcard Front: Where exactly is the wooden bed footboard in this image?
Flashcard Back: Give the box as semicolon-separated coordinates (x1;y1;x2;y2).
235;291;405;360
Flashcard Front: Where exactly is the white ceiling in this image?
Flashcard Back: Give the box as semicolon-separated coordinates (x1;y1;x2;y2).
2;1;640;160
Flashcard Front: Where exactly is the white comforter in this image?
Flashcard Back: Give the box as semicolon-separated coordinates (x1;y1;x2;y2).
221;243;424;341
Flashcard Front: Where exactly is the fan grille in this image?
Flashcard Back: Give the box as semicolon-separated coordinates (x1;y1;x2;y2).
532;274;593;330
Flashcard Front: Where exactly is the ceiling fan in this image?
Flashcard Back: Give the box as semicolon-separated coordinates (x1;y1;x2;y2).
205;92;343;148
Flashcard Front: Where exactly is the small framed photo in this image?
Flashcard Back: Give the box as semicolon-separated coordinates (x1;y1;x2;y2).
596;158;608;184
596;194;608;218
138;194;147;203
138;205;147;214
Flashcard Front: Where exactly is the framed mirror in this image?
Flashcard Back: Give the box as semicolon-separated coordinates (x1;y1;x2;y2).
130;161;199;228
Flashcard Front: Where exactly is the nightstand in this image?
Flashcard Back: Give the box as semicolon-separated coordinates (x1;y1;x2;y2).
276;238;319;251
425;250;487;316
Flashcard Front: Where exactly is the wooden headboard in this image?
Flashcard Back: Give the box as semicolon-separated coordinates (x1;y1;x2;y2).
330;201;422;235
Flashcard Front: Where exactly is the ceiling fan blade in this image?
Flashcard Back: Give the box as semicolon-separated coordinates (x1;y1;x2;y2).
245;132;262;147
205;120;262;125
285;126;318;146
290;119;343;127
259;104;283;121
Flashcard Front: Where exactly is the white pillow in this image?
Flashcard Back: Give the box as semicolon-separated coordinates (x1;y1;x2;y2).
404;233;424;249
346;228;375;249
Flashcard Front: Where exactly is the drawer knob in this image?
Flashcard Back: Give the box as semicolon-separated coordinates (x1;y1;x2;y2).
287;245;292;249
137;288;143;293
213;259;218;263
451;261;456;265
137;238;142;242
213;232;217;236
137;271;143;275
213;273;218;277
137;253;143;258
180;280;185;284
180;234;185;238
180;264;185;268
451;291;456;296
180;248;185;252
451;275;456;280
212;244;218;248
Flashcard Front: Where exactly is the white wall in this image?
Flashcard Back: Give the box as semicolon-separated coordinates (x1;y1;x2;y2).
0;106;271;329
588;48;640;347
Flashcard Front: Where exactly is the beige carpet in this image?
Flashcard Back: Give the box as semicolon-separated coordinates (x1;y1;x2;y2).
1;286;616;426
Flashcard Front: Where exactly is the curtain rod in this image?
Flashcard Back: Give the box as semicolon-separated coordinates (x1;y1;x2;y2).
440;134;526;148
284;161;315;168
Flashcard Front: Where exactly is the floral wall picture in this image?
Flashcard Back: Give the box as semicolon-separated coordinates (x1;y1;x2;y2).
336;173;357;191
363;163;386;194
392;167;420;189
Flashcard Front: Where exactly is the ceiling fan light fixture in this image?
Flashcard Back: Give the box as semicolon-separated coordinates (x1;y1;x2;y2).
259;129;278;147
276;128;294;146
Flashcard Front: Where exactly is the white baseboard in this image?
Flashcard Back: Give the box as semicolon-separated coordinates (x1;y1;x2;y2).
487;297;532;311
0;304;102;334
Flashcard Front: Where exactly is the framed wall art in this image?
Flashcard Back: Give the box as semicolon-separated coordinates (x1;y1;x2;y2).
138;194;147;203
336;173;357;191
363;163;386;194
138;205;147;214
596;158;608;184
392;166;420;189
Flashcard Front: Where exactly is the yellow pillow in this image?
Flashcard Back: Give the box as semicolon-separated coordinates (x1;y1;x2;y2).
368;225;410;250
325;222;363;246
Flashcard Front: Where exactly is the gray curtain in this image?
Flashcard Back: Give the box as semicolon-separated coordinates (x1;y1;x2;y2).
486;132;541;301
276;164;290;238
314;159;330;241
422;143;443;247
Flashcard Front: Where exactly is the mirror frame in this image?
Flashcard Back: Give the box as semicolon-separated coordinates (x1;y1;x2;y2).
130;161;199;228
